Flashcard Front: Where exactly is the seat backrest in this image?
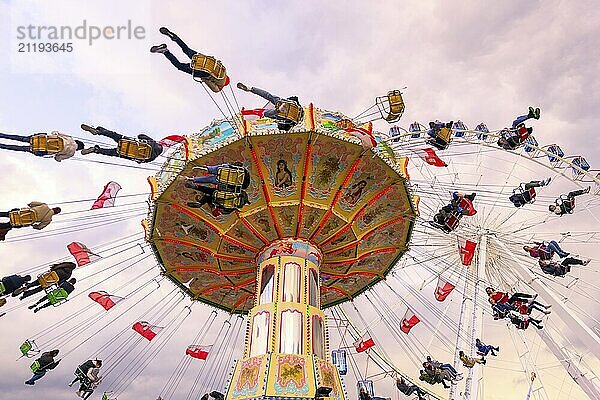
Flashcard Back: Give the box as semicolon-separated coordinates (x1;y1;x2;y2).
30;360;41;373
117;139;152;160
9;209;38;227
38;271;60;288
216;166;245;187
190;54;227;92
47;287;69;305
274;100;303;123
437;127;452;142
213;191;243;210
30;135;65;153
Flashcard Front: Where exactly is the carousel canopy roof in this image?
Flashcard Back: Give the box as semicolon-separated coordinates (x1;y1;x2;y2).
147;104;418;313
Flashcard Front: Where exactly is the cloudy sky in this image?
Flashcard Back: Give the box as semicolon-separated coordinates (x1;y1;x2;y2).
0;1;599;400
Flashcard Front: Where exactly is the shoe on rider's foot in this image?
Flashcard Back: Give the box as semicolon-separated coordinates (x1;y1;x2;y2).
528;107;535;118
159;27;177;40
12;286;26;296
583;186;591;194
540;177;551;186
80;146;98;155
236;82;250;91
150;44;168;54
534;107;541;119
582;258;591;266
81;124;98;135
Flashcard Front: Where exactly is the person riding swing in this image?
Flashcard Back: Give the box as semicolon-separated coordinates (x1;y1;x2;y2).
150;27;231;93
80;124;164;163
0;131;84;161
237;82;303;131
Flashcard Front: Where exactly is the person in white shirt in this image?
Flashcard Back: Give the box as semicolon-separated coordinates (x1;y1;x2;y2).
0;131;84;162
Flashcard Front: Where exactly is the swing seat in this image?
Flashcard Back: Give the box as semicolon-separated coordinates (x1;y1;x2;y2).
331;349;348;375
335;118;355;130
20;340;39;357
9;209;38;227
0;281;5;295
213;190;245;210
557;196;575;214
275;99;303;123
357;380;374;398
514;185;537;204
445;213;461;230
216;166;246;188
190;54;228;93
47;287;69;306
38;271;60;288
427;126;452;150
30;134;65;153
75;367;94;387
30;360;41;373
376;90;405;123
117;139;152;160
475;123;489;140
409;122;422;138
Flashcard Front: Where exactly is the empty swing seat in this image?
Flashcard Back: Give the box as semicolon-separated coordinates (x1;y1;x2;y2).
38;271;60;288
190;54;228;93
30;134;65;153
9;208;38;227
117;139;152;161
20;340;39;357
377;90;405;123
331;349;348;375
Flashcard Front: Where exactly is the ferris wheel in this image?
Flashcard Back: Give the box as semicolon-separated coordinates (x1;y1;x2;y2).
336;113;600;400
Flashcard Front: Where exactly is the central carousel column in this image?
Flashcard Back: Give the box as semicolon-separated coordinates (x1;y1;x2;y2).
225;239;347;400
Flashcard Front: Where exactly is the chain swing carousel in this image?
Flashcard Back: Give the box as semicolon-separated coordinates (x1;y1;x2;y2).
145;90;417;400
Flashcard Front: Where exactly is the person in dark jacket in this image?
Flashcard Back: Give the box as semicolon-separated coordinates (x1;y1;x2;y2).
17;262;76;299
150;27;231;92
237;82;302;131
1;274;31;296
79;124;163;163
190;163;251;189
509;178;551;207
475;338;499;356
539;257;590;277
186;184;250;215
25;349;60;385
549;187;591;216
396;377;427;399
69;359;103;399
27;278;76;313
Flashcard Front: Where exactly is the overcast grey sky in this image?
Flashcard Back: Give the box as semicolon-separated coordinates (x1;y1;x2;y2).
0;1;599;400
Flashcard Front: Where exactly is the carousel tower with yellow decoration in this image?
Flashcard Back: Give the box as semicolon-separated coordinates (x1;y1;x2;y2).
145;90;417;400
